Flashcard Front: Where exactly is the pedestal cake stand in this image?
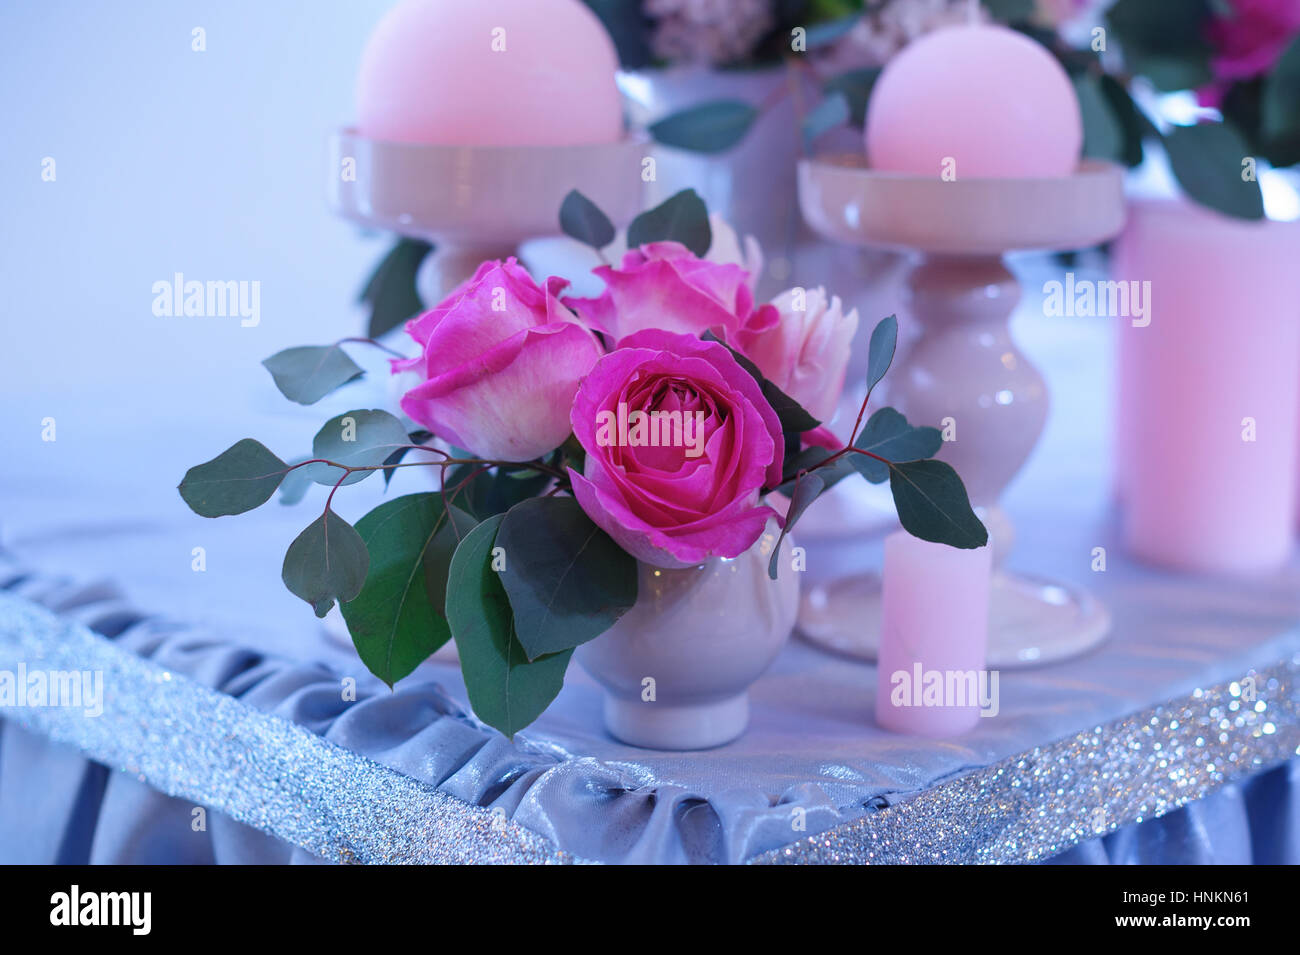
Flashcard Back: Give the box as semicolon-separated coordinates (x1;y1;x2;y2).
796;155;1126;667
327;129;649;301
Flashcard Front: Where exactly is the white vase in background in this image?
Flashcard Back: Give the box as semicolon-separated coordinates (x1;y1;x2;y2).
575;521;798;750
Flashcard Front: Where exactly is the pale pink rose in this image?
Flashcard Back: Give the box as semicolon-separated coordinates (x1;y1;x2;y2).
568;330;784;568
599;214;765;293
735;286;860;424
396;258;603;462
567;241;778;344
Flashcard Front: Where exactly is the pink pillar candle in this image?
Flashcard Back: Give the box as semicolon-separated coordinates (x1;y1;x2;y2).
355;0;624;146
864;24;1081;178
876;532;994;737
1114;200;1300;574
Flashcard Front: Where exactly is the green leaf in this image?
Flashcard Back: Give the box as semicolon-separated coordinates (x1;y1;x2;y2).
1263;34;1300;144
769;472;824;580
1074;73;1124;164
582;0;656;70
278;456;314;506
442;464;553;520
777;445;854;494
649;101;759;155
559;189;616;250
704;331;821;434
1098;74;1148;168
823;68;880;127
446;514;573;739
803;15;860;49
626;188;713;257
178;439;287;518
1162;122;1264;220
982;0;1035;20
359;237;433;339
261;345;364;406
496;497;638;660
865;314;898;395
887;459;988;550
281;509;370;617
851;407;944;483
341;494;475;687
802;91;851;149
380;430;433;490
309;409;412;487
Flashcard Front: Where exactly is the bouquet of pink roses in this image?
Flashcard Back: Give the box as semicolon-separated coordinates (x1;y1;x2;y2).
179;190;985;737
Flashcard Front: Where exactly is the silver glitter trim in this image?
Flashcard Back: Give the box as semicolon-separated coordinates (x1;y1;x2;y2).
0;595;583;864
3;591;1297;865
752;657;1300;864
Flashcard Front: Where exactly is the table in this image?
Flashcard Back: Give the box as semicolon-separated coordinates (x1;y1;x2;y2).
2;257;1298;864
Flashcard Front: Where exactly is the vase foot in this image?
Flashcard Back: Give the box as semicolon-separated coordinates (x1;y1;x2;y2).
797;570;1111;669
602;693;749;750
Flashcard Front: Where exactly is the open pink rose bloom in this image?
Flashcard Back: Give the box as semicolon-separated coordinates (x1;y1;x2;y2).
396;239;857;568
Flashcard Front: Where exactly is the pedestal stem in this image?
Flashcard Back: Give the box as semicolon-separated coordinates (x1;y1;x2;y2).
883;255;1048;566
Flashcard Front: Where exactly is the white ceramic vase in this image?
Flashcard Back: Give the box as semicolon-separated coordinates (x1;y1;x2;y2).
575;522;798;750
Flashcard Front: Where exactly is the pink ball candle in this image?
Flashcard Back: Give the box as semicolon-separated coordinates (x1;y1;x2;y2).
876;532;993;738
356;0;624;146
865;24;1081;178
1114;200;1300;574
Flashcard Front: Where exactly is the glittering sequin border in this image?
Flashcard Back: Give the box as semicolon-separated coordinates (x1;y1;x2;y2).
752;656;1300;864
2;592;1297;865
0;595;582;864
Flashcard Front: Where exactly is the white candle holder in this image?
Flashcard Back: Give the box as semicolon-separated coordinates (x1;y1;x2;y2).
328;129;649;301
795;155;1125;667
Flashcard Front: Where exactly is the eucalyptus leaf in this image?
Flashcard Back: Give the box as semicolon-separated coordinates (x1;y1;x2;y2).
1098;74;1148;168
261;345;364;406
769;472;824;580
442;464;553;520
309;409;412;487
649;101;758;155
281;509;370;617
178;439;287;518
559;189;616;250
1163;122;1264;220
446;514;573;739
888;459;988;550
278;456;314;506
380;430;433;490
851;407;944;483
1263;35;1300;144
802;91;851;149
626;188;712;257
1074;74;1124;164
341;494;475;686
359;237;433;339
803;15;861;49
865;314;898;395
823;68;880;127
496;497;638;660
777;445;854;494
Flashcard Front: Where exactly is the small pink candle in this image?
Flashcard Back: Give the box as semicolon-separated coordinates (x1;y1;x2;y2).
355;0;624;146
1115;200;1300;574
864;24;1081;178
876;532;993;737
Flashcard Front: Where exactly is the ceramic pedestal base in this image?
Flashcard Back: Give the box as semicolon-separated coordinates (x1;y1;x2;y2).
602;694;749;752
799;570;1110;668
576;522;798;750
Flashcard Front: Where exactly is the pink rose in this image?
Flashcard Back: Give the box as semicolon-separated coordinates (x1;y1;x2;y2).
396;258;603;462
1202;0;1300;104
568;330;784;568
567;241;778;344
735;286;860;424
